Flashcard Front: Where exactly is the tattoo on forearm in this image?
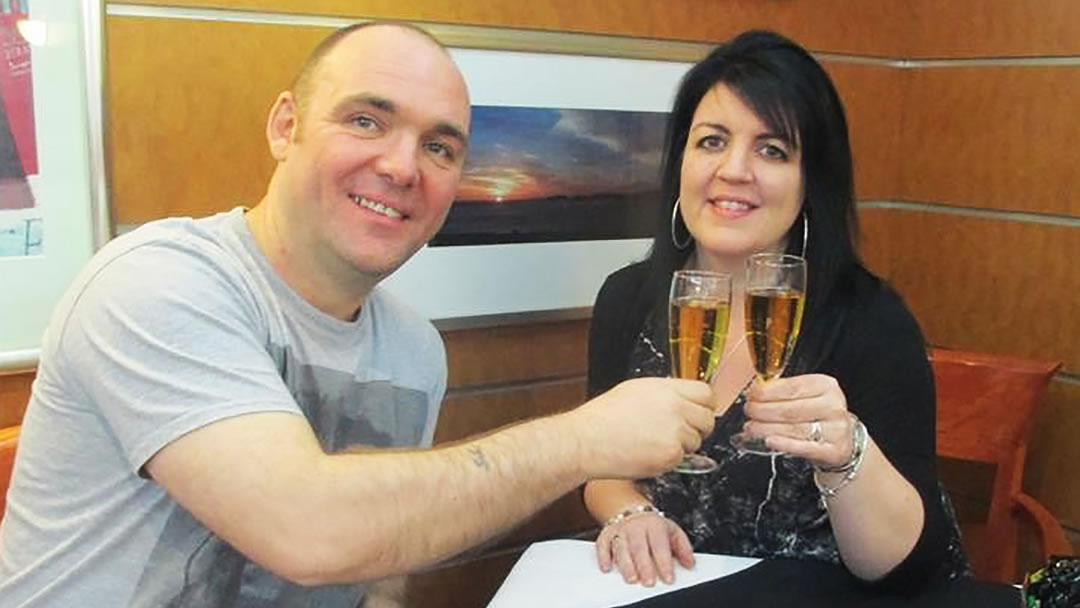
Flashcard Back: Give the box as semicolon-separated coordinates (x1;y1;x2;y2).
467;445;490;471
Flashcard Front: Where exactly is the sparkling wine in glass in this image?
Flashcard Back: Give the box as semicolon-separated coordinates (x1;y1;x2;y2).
669;270;732;474
730;253;806;455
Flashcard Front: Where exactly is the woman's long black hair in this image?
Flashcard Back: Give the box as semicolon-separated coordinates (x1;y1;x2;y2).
641;30;865;372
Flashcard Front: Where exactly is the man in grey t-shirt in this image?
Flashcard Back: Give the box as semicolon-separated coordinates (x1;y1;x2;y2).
0;22;718;607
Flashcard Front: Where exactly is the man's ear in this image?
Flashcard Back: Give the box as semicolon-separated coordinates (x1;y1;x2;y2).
267;91;298;160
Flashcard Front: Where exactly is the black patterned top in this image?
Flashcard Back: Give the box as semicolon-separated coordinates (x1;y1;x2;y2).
588;261;971;588
628;315;840;563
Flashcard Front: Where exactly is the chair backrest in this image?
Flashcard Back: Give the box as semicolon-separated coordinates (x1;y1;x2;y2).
931;348;1060;465
0;425;19;520
929;348;1062;581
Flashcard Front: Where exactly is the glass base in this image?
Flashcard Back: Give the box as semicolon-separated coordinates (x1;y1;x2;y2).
730;433;779;456
673;452;718;474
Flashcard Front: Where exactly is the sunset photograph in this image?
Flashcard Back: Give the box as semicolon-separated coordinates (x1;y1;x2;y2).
432;105;667;245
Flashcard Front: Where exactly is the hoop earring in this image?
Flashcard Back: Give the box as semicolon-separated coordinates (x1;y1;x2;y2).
670;198;692;250
800;211;810;259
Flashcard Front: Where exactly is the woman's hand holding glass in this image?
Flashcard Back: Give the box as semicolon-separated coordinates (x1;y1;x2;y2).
595;510;695;587
738;373;857;468
728;254;861;468
730;253;807;455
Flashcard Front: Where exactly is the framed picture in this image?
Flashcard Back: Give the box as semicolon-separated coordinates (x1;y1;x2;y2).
432;104;667;246
0;0;105;371
382;46;693;324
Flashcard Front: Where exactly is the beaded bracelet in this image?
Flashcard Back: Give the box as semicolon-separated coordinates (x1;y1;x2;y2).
604;504;665;528
813;416;868;502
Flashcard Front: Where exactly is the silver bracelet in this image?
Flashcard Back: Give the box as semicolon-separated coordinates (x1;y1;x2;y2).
813;417;868;502
604;504;664;528
815;414;866;474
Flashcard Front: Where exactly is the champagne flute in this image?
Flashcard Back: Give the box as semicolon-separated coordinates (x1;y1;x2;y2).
730;253;807;455
669;269;732;474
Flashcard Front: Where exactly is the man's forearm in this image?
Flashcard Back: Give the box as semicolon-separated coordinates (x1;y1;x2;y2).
297;413;588;584
148;378;712;586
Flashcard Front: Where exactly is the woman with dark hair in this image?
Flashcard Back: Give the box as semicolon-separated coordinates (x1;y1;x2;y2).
585;30;967;590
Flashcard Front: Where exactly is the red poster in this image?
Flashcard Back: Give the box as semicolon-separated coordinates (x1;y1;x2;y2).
1;2;36;177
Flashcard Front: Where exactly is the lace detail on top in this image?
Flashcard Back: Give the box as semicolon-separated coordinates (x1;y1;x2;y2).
626;313;971;579
628;314;838;563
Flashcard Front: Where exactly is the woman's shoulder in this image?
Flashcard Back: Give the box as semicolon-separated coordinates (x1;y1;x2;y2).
590;260;656;340
602;260;651;289
848;267;918;323
588;260;654;396
594;260;651;305
834;265;927;348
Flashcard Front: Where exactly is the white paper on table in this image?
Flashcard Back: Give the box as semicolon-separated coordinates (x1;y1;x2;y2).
486;539;761;608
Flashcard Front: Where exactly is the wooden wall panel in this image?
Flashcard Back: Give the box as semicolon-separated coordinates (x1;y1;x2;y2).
408;550;520;608
898;67;1080;216
825;64;905;200
494;489;594;551
0;371;34;429
106;16;922;227
121;0;912;55
107;18;324;224
856;207;894;280
867;210;1080;374
435;380;585;445
908;0;1080;58
442;320;588;390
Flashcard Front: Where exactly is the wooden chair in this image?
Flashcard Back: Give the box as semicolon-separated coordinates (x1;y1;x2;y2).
929;348;1072;583
0;425;20;521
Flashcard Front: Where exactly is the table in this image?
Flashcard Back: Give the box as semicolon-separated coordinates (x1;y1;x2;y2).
488;539;1022;608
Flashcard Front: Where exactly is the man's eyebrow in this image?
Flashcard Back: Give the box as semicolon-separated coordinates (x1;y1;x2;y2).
333;93;396;114
433;121;468;148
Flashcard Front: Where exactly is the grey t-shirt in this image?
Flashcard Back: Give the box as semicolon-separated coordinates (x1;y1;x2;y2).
0;208;446;607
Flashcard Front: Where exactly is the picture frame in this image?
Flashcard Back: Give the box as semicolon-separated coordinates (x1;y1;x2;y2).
382;43;696;326
0;0;106;371
103;7;712;329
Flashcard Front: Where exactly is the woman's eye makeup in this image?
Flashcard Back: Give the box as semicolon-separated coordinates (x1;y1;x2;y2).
759;142;790;160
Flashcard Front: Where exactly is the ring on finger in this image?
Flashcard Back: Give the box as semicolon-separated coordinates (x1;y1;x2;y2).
807;420;824;443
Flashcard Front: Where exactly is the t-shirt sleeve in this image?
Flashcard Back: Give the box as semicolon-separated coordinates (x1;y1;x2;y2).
826;283;950;589
53;237;303;473
419;323;447;448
